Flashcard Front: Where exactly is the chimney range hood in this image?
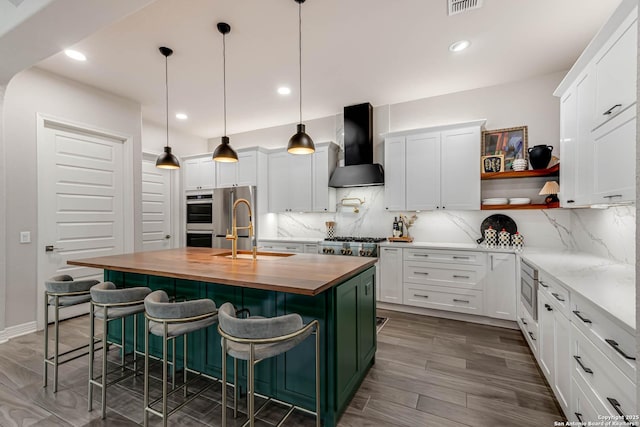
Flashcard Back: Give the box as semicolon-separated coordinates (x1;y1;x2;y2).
329;103;384;188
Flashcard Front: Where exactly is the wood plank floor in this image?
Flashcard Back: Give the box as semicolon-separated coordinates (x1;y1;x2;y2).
0;309;564;426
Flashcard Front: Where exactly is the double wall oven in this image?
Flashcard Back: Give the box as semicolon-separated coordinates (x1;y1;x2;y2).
186;193;213;247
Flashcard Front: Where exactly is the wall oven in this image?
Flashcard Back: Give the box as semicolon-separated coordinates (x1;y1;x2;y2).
520;260;538;321
186;232;213;248
186;193;213;231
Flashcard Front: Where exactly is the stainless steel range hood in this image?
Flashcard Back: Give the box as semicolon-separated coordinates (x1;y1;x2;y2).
329;103;384;188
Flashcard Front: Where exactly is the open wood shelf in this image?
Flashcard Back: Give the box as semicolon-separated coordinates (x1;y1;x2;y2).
481;163;559;180
481;202;559;210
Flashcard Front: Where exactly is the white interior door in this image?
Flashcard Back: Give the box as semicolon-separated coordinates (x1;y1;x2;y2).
142;153;172;251
37;119;127;325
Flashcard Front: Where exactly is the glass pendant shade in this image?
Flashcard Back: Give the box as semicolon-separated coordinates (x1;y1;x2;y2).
213;136;238;162
287;123;315;154
156;146;180;169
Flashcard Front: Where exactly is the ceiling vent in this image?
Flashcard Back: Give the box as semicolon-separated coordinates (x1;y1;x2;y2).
448;0;483;16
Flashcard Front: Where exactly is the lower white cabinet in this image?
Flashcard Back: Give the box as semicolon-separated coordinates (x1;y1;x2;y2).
257;240;309;254
484;253;516;321
379;246;403;304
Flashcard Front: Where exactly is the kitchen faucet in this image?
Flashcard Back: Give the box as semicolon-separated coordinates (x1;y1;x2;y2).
225;198;257;260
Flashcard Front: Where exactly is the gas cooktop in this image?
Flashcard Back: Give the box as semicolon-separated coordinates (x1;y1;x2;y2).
324;236;386;243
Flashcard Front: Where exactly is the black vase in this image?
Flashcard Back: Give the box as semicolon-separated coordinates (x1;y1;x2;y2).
527;145;553;169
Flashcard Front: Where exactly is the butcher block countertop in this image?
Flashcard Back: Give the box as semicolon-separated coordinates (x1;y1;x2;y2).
68;247;377;296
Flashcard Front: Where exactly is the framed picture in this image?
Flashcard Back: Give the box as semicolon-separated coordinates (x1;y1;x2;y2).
481;155;504;173
481;126;528;170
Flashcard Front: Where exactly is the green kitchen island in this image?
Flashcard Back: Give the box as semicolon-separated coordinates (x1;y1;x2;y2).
68;247;377;426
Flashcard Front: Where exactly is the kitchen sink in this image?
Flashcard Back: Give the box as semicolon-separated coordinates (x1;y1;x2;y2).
213;250;295;260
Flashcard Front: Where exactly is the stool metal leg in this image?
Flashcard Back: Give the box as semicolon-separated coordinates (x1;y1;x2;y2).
234;357;238;419
249;343;255;427
162;323;169;427
121;317;126;372
221;337;227;427
88;302;95;412
315;325;320;427
172;338;176;390
43;291;49;388
53;295;60;393
183;334;188;398
101;306;108;419
143;317;150;427
133;314;138;372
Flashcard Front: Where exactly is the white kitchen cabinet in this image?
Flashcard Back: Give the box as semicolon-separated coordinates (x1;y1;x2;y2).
258;240;305;253
384;120;484;211
484;253;516;321
216;149;266;188
184;155;216;191
593;12;637;129
268;142;338;213
559;87;577;207
304;243;319;254
379;246;403;304
538;291;555;380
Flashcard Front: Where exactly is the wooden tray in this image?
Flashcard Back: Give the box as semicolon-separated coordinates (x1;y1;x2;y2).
387;236;414;243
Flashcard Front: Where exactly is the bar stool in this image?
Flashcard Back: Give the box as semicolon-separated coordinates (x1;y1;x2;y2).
143;290;218;427
217;302;320;427
88;282;151;419
43;274;100;392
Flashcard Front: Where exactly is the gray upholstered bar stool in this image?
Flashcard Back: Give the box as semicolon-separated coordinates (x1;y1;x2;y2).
43;274;100;392
88;282;151;419
217;302;320;427
143;290;218;427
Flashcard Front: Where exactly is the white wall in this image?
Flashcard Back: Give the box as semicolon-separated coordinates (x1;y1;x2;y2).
2;67;143;328
0;84;6;339
142;119;208;156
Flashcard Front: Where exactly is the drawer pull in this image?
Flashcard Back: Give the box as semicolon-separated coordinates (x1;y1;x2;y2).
414;254;429;257
528;331;536;341
603;194;622;199
606;398;634;426
453;299;470;303
539;281;548;288
414;294;429;299
544;303;552;311
572;310;592;324
452;256;470;260
602;103;622;116
551;292;565;302
285;246;298;250
573;356;593;374
452;275;470;279
605;339;636;360
415;272;430;276
575;413;584;423
520;317;527;325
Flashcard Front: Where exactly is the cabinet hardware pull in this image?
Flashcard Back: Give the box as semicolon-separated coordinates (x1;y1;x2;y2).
528;331;536;341
544;303;553;311
520;317;527;325
45;245;63;252
414;294;429;299
575;413;584;423
572;310;592;324
490;255;494;270
605;339;636;360
453;275;470;279
539;281;549;288
567;200;575;203
606;398;634;426
453;256;470;260
384;248;397;251
602;104;622;115
573;356;593;374
603;194;622;199
453;299;470;303
285;246;297;250
415;272;429;276
551;292;565;302
414;254;429;257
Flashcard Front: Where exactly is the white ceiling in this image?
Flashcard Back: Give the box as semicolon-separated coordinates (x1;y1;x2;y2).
35;0;621;139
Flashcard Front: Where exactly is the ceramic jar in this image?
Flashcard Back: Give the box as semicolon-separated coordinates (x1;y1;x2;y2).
484;226;497;249
325;221;335;239
512;158;527;171
498;228;511;249
512;232;524;252
527;145;553;169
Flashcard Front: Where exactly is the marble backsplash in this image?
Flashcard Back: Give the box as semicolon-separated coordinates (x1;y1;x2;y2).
274;187;635;265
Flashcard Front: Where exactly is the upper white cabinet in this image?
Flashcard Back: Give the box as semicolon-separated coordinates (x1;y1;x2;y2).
555;1;637;206
268;142;338;213
184;155;216;191
384;121;484;211
216;149;267;188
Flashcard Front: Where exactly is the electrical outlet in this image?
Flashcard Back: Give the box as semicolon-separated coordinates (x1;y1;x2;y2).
20;231;31;243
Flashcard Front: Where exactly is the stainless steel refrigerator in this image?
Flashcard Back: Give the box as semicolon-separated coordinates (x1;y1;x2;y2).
212;186;257;250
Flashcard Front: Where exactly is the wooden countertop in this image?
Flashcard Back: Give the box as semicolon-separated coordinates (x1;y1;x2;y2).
68;248;377;296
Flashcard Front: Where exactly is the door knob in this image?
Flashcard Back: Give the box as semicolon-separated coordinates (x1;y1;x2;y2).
165;235;171;239
45;245;62;252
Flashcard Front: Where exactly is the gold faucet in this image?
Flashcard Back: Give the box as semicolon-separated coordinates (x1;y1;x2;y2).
225;198;257;260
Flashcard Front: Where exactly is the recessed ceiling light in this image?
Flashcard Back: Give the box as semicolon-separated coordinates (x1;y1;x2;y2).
449;40;471;52
277;86;291;95
64;49;87;61
176;113;188;120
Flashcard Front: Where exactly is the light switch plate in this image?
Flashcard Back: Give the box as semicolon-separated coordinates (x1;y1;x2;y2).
20;231;31;243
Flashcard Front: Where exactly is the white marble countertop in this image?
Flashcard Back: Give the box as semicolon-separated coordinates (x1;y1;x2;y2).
257;237;323;243
380;241;517;253
521;249;635;334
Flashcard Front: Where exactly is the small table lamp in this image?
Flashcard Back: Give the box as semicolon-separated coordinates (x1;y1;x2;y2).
539;181;560;206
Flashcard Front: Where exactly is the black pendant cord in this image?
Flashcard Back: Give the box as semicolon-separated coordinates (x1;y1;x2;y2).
298;0;302;125
165;53;169;149
222;31;227;138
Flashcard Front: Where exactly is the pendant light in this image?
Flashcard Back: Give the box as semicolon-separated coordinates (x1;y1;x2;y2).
156;46;181;169
287;0;315;155
212;22;239;163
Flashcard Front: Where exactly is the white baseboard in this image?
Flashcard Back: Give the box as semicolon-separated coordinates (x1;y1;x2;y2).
0;321;37;343
377;301;519;330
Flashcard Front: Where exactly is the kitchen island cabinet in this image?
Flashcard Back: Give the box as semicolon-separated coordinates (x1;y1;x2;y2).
69;248;376;427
